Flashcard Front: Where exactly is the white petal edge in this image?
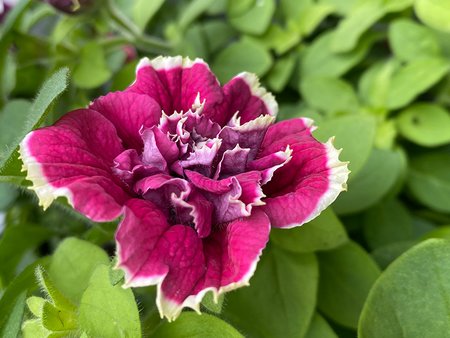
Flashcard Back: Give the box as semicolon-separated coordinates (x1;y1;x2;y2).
19;132;73;210
235;72;278;117
281;135;350;229
116;220;270;322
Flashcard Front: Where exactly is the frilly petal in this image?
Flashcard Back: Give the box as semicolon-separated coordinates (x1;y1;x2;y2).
259;118;349;228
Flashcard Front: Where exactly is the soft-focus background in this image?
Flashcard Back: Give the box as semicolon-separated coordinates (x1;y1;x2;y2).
0;0;450;337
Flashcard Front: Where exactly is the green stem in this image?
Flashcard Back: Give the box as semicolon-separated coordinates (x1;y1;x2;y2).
104;0;171;54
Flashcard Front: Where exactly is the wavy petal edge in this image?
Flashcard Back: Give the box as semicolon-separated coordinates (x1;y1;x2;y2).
19;132;73;210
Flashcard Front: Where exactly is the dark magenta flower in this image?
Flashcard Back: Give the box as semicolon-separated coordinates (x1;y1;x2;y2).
20;56;349;320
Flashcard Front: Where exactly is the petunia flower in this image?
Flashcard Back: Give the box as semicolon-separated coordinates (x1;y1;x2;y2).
19;56;349;321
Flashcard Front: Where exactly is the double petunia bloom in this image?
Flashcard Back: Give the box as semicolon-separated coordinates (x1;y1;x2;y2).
20;56;349;321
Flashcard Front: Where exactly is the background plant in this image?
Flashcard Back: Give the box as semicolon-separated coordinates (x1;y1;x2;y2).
0;0;449;337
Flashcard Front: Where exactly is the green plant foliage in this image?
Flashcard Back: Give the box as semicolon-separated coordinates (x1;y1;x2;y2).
359;239;450;337
271;208;348;253
222;246;318;338
313;114;376;176
304;313;338;338
317;241;381;329
78;265;141;337
396;104;450;147
407;152;450;213
0;67;69;179
153;312;243;338
212;37;273;82
48;237;110;303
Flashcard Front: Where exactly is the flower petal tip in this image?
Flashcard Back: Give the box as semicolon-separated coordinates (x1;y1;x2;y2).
19;132;73;211
237;72;278;116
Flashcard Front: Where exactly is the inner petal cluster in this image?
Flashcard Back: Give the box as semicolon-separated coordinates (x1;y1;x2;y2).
112;99;290;238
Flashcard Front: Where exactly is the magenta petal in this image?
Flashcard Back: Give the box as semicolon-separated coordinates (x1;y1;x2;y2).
127;56;223;115
173;188;213;238
202;209;270;290
214;145;250;180
259;118;349;228
117;202;270;321
116;199;171;285
219;114;275;160
206;72;278;125
20;109;129;222
247;147;293;184
90;91;162;150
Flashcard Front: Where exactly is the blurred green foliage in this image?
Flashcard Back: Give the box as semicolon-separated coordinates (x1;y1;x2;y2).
0;0;450;337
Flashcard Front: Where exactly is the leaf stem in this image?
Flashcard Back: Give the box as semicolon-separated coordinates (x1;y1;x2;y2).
104;0;171;55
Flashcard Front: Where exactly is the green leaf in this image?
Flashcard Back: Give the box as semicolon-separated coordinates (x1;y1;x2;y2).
422;225;450;241
179;0;214;30
212;38;273;82
256;23;301;55
358;59;397;110
333;148;403;215
387;58;449;110
0;99;32;161
414;0;450;33
301;30;374;78
359;239;450;337
331;1;385;53
227;0;255;16
41;300;77;332
396;103;450;147
271;208;348;253
301;77;359;114
201;292;225;314
228;0;275;35
78;265;141;338
389;19;441;62
111;60;138;92
370;241;417;269
295;4;334;37
0;258;50;333
313;114;376;177
407;152;450;213
202;20;236;54
73;42;112;89
317;0;357;15
35;266;76;313
26;296;46;318
0;67;69;176
265;53;296;92
363;199;413;250
132;0;164;30
22;318;50;338
317;241;381;329
304;313;338;338
0;292;26;338
222;247;318;338
0;224;52;285
153;312;243;337
48;237;110;304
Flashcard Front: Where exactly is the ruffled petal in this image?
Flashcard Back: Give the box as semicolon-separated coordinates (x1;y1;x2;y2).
206;72;278;125
117;201;270;321
259;118;349;228
214;145;250;180
19;109;129;222
90;91;162;150
127;56;223;116
219;114;275;160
